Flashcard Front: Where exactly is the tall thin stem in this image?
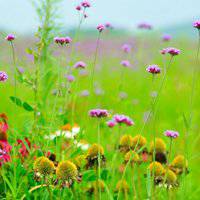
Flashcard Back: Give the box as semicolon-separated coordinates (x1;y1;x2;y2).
97;120;101;200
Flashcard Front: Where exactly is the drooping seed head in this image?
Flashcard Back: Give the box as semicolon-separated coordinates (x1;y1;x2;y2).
148;161;165;176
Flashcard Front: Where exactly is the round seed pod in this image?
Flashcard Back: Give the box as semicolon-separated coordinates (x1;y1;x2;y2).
148;161;165;176
86;143;104;159
124;151;139;163
150;138;166;153
132;135;147;150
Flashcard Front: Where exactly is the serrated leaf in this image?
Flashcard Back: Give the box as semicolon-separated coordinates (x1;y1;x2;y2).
10;96;22;107
23;102;34;112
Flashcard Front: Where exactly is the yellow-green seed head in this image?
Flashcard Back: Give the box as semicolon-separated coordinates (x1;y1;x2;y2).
33;156;54;176
171;155;188;169
87;143;104;159
119;135;133;148
115;179;129;193
124;151;139;163
148;161;165;176
150;138;166;153
164;169;177;184
132;135;147;149
56;160;78;181
73;155;86;169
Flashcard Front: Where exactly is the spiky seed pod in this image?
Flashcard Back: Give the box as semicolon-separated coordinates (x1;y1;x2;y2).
164;169;177;185
148;161;165;177
150;138;166;153
115;179;129;194
119;135;133;153
73;155;86;170
132;135;147;150
86;144;105;169
87;143;104;159
124;151;139;164
33;156;55;176
56;161;78;182
170;155;188;174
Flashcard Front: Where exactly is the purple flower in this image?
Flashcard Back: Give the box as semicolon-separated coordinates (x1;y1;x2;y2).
146;65;161;74
89;109;109;118
160;48;168;55
138;22;152;30
81;1;91;8
122;44;131;53
66;74;75;82
54;37;72;45
105;22;113;29
76;5;82;11
74;61;86;69
166;47;180;56
113;114;134;126
97;24;105;32
80;90;90;97
121;60;130;67
0;71;8;82
162;34;172;42
164;130;179;138
5;34;15;41
106;120;116;128
193;20;200;29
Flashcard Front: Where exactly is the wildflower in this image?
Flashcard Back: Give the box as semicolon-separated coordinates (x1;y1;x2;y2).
119;91;128;100
148;161;165;177
34;156;55;176
164;169;178;187
106;120;116;128
56;160;78;183
150;138;167;164
166;47;180;56
17;67;24;74
164;130;179;138
86;143;105;168
193;20;200;29
74;140;89;151
0;71;8;82
122;44;131;53
170;155;188;174
66;74;75;82
120;60;130;67
138;22;152;30
160;48;168;55
76;5;82;11
95;88;104;96
105;22;113;29
17;138;31;158
5;34;15;41
80;90;90;97
89;109;109;118
119;135;133;153
81;1;91;8
146;65;161;74
162;34;172;42
115;179;129;194
132;135;147;150
124;151;139;165
54;36;72;45
97;24;105;32
87;180;105;194
74;61;86;69
0;151;11;167
113;114;134;126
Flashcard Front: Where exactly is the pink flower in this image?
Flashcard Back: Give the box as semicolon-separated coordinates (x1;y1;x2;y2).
166;47;180;56
193;20;200;29
17;138;31;158
5;34;15;41
97;24;105;32
106;120;116;128
164;130;179;138
138;22;152;30
122;44;131;53
81;1;91;8
89;109;109;118
162;34;172;42
66;74;75;82
121;60;130;67
74;61;86;69
54;36;72;45
105;22;113;29
113;114;134;126
0;71;8;82
76;5;82;11
160;48;168;55
146;65;161;74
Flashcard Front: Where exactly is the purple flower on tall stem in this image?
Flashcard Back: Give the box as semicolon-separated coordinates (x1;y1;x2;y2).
122;44;131;53
162;34;172;42
166;47;180;56
74;61;86;69
54;37;72;45
113;114;134;126
193;20;200;29
146;65;161;74
105;22;113;29
121;60;130;67
5;34;15;41
97;24;105;32
66;74;75;82
81;1;91;8
164;130;179;139
89;109;109;118
0;71;8;82
76;5;82;11
106;120;116;128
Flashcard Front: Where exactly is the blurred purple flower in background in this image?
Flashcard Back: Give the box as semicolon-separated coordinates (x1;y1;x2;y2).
54;37;72;45
66;74;75;82
97;24;105;32
138;22;152;30
0;71;8;82
193;20;200;29
162;34;172;42
74;61;87;69
106;120;116;128
113;114;134;126
121;60;130;67
5;34;15;41
122;44;131;53
146;65;161;74
164;130;179;139
80;90;90;97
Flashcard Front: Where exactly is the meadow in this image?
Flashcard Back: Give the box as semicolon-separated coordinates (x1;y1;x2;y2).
0;1;200;199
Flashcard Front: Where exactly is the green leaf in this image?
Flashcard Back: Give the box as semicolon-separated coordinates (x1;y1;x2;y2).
10;96;22;107
82;170;97;181
101;169;110;180
23;102;34;112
